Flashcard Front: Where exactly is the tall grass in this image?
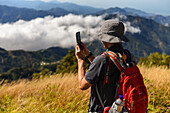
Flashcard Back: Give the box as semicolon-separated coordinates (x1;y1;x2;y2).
0;66;169;113
139;65;169;113
0;74;90;113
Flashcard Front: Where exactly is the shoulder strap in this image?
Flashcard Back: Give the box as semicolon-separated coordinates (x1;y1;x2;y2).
95;52;111;109
95;51;126;109
96;84;105;108
123;49;137;68
103;52;111;85
106;51;125;101
107;51;124;72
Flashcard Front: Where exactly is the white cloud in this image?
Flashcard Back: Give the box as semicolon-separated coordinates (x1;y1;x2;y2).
0;14;103;51
0;14;141;51
124;22;141;34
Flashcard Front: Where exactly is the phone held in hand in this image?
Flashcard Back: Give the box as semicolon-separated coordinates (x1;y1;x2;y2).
76;31;83;49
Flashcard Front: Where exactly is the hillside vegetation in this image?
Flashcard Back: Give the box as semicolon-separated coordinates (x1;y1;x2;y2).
0;66;169;113
139;52;170;68
0;47;69;82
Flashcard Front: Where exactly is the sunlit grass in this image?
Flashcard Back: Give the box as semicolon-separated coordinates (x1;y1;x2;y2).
139;65;169;113
0;66;169;112
0;74;90;113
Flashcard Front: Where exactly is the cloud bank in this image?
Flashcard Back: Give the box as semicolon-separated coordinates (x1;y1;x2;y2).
0;14;141;51
124;22;141;34
0;14;103;51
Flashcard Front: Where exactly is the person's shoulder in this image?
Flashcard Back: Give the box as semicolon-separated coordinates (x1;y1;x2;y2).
92;54;105;63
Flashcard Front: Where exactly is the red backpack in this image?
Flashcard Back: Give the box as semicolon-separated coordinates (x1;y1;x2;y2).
102;50;148;113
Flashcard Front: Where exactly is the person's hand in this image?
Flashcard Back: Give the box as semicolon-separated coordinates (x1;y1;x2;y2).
75;43;85;61
81;42;91;56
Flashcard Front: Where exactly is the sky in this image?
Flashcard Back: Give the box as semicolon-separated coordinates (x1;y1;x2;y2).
55;0;170;16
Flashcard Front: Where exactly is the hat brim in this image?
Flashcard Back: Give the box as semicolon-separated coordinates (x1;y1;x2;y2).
98;33;129;43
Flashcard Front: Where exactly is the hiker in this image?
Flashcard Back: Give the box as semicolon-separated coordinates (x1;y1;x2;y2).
75;19;148;113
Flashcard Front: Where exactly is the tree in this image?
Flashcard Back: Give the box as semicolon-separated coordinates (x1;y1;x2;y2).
139;52;170;68
56;49;90;74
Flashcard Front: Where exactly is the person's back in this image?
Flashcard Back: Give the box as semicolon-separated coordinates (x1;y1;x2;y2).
75;19;147;113
88;44;126;111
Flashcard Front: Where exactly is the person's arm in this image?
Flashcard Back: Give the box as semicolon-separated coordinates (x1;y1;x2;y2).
75;44;92;90
81;43;95;63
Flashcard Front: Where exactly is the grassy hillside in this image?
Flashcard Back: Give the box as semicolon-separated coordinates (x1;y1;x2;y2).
139;66;169;112
0;66;169;113
0;74;90;112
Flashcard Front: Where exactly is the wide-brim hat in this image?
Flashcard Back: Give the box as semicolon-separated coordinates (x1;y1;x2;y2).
98;19;129;43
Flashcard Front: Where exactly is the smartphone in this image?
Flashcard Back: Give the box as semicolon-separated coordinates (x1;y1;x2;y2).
76;31;83;49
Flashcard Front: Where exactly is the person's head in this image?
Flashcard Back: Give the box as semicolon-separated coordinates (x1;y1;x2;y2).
98;20;129;48
102;41;122;49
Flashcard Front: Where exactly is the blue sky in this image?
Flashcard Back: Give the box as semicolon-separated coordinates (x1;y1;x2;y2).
56;0;170;16
2;0;170;16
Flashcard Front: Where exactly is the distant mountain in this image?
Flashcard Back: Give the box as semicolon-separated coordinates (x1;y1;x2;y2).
123;8;170;27
123;15;170;57
95;7;128;15
52;2;102;14
94;7;170;27
94;7;153;16
147;15;170;27
48;8;72;16
0;14;170;80
0;0;60;10
123;7;155;17
0;0;102;14
0;5;170;57
86;15;170;61
0;1;169;82
1;0;169;26
0;4;102;23
0;5;71;23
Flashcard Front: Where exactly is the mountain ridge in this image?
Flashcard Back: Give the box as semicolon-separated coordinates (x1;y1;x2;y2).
0;4;169;27
123;7;155;17
0;3;170;80
0;5;72;23
94;7;170;27
87;14;170;59
0;5;170;57
0;0;102;14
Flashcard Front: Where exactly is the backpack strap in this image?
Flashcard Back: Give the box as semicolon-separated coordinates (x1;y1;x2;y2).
107;51;124;72
108;50;136;70
95;52;110;109
96;84;105;108
95;52;113;109
95;51;130;109
123;49;137;68
103;52;111;85
106;51;126;101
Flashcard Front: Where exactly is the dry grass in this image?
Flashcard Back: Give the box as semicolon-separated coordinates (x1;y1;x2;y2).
139;65;170;88
0;66;169;112
0;74;89;98
0;74;90;113
139;65;170;112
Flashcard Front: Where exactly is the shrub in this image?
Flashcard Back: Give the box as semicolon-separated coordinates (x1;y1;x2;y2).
57;49;90;74
139;52;170;68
